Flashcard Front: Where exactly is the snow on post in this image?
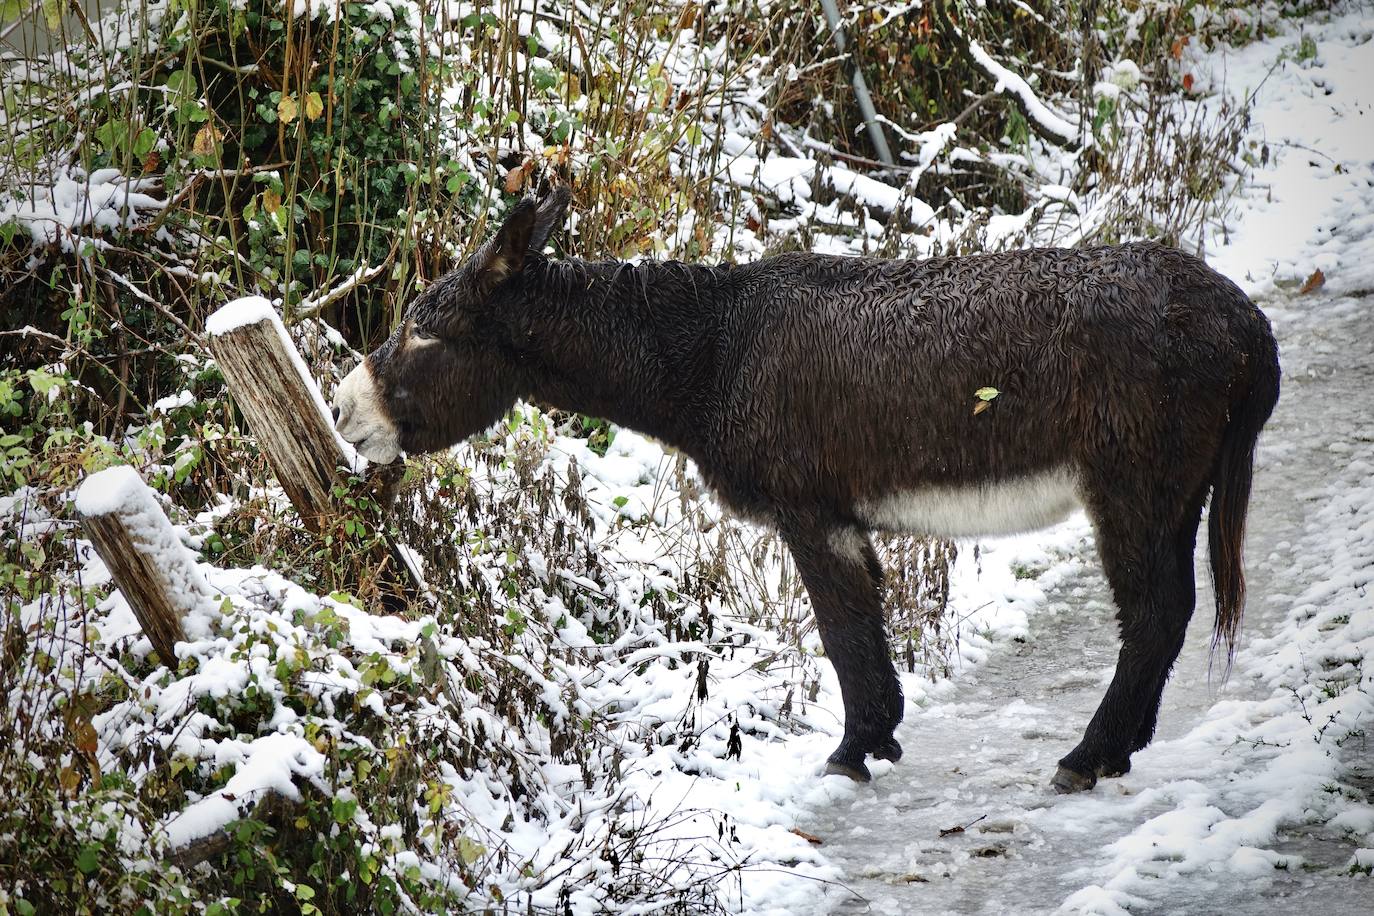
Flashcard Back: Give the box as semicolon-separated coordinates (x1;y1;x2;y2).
206;297;360;532
77;465;212;663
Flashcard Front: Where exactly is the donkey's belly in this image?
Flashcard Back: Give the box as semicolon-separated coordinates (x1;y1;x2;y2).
858;467;1082;538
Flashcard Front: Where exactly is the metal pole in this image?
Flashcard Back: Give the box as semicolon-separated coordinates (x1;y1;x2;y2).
819;0;895;167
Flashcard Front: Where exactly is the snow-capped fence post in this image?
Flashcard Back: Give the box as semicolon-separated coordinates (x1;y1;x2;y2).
76;466;212;664
204;297;359;533
205;297;424;602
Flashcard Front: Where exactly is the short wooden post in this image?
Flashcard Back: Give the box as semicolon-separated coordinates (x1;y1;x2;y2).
206;297;422;601
205;297;360;532
77;465;212;663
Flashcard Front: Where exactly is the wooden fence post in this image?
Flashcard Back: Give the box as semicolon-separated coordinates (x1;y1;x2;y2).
76;465;212;663
205;297;360;532
205;297;422;600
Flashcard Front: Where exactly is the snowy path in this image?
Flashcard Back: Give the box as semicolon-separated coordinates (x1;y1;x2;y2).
797;286;1370;915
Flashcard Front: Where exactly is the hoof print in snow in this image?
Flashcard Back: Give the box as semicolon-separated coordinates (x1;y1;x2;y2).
1050;765;1097;794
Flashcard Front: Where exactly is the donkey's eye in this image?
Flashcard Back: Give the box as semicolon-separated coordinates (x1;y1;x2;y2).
411;324;440;341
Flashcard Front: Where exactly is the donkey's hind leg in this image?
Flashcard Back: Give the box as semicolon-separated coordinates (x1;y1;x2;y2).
783;520;903;782
1052;491;1202;793
1113;493;1208;772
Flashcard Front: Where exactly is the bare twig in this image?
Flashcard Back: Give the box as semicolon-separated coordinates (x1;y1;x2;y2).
938;813;987;837
291;258;393;324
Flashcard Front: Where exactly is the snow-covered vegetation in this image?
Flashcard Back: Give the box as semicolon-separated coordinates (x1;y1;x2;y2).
2;0;1369;913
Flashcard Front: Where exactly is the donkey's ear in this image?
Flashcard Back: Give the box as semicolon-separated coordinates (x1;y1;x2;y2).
525;186;571;256
471;198;540;291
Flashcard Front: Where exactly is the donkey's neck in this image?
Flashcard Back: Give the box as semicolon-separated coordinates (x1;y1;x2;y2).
510;257;731;450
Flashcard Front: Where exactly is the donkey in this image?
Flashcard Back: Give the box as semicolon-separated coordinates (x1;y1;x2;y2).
333;188;1280;792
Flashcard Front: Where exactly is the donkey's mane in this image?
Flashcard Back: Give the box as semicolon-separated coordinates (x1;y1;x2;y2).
528;254;737;313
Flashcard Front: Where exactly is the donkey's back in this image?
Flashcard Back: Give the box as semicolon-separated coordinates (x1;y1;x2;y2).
722;243;1267;527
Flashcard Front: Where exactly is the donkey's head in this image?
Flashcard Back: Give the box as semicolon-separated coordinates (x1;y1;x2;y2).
332;188;570;463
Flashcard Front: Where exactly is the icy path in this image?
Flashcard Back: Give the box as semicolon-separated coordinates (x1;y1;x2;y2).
797;286;1371;914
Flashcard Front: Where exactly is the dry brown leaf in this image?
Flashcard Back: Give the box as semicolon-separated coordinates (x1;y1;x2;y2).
262;188;282;215
59;764;82;795
504;161;532;194
192;124;221;157
1299;268;1326;294
973;400;991;416
789;827;823;845
67;712;97;756
277;94;298;124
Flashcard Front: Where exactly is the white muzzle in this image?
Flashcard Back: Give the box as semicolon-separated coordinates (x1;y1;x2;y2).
333;361;402;464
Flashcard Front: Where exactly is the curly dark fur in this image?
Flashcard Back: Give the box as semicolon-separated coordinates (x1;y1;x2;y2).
359;191;1280;788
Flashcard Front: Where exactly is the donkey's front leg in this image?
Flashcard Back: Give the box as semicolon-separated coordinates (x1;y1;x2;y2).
783;520;903;782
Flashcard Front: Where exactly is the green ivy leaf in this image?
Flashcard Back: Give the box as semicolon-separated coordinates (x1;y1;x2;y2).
76;844;100;874
166;69;197;100
458;836;485;865
178;101;209;124
332;796;358;824
133;128;157;158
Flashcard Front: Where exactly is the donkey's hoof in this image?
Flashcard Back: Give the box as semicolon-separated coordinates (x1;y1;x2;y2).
1050;765;1097;794
872;737;903;763
824;759;873;782
1096;757;1131;779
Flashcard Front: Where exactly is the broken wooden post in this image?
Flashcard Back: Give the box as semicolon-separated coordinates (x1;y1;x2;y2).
205;297;361;532
76;465;212;664
205;297;423;601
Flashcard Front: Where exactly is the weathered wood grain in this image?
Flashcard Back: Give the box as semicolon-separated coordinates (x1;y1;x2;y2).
206;301;422;605
76;468;210;663
82;512;187;662
207;310;351;531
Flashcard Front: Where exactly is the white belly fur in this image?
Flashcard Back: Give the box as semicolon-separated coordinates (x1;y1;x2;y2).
859;467;1082;538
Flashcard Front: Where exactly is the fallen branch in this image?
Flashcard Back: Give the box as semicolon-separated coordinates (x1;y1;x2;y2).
0;326;69;348
99;265;203;348
965;40;1080;146
291;259;392;324
145;161;291;235
934;1;1083;151
938;813;987;838
163;789;300;870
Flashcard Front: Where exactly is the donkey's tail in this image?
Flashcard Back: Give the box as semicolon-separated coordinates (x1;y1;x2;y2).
1208;312;1281;669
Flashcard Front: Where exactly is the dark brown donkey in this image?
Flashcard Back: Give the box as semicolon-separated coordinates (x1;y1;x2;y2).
333;188;1280;792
